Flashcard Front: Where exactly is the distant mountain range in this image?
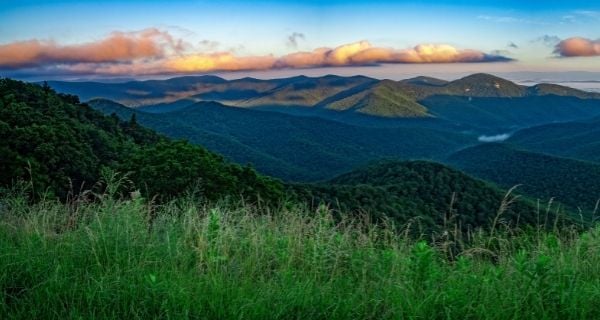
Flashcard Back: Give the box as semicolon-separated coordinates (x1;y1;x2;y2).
40;73;600;213
48;73;600;132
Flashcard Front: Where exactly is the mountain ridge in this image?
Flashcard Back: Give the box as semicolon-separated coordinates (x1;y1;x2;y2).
47;73;600;129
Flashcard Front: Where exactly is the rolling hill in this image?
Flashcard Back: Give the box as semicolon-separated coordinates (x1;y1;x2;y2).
447;143;600;212
421;94;600;130
291;160;541;232
89;98;475;181
317;80;430;117
508;117;600;163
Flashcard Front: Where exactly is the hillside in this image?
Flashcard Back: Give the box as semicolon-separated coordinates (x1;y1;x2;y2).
421;95;600;130
527;83;600;99
291;160;540;232
89;99;475;181
233;75;375;108
319;80;429;117
0;79;284;201
447;143;600;212
508;117;600;162
437;73;527;97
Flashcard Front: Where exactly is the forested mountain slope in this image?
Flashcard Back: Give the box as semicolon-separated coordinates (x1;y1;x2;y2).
0;79;284;201
89;98;475;181
447;143;600;212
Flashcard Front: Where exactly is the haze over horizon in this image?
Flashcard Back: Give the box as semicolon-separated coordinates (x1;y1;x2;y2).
1;0;600;85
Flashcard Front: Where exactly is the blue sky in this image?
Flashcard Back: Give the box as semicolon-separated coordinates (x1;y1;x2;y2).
0;0;599;79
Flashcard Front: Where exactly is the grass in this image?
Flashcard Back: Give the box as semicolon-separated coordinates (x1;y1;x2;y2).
0;188;599;319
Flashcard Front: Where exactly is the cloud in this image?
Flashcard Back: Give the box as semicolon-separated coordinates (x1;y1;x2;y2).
477;15;520;23
532;35;561;47
508;42;518;49
478;133;511;142
165;52;276;73
0;31;513;76
286;32;305;48
573;10;600;19
554;37;600;57
275;41;512;68
490;49;512;56
0;28;184;69
198;40;220;51
477;15;547;25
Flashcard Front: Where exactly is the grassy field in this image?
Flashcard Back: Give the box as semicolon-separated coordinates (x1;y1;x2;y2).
1;187;599;319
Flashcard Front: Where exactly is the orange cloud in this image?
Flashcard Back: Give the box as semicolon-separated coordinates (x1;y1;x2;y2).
0;28;183;68
350;43;500;64
0;31;512;76
555;37;600;57
274;41;510;69
166;52;276;72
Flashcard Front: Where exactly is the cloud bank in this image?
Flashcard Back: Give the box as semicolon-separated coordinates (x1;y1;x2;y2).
0;28;513;76
0;28;183;69
555;37;600;57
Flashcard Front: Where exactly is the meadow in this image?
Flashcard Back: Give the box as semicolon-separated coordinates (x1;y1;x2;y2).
1;181;599;319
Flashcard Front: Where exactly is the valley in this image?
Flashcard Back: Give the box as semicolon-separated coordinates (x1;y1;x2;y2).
45;73;600;216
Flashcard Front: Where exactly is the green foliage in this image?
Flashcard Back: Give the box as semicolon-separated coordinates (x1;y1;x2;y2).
119;140;284;202
422;95;600;130
89;98;474;181
0;78;283;202
0;194;598;319
291;160;542;232
509;117;600;163
448;143;600;214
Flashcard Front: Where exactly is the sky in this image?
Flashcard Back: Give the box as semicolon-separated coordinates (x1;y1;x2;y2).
0;0;599;81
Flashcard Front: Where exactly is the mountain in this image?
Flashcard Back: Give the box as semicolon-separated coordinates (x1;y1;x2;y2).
89;99;316;180
48;73;600;132
231;75;375;108
0;79;552;234
436;73;527;97
527;83;600;99
46;75;230;105
447;143;600;212
291;160;541;232
316;80;429;117
401;76;448;87
508;117;600;163
0;78;284;201
89;99;475;181
47;75;372;108
421;94;600;131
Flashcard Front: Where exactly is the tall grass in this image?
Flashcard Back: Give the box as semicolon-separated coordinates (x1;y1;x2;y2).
0;188;599;319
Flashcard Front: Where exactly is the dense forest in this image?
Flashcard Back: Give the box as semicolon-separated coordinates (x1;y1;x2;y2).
291;161;542;232
88;98;473;181
0;79;284;202
448;143;600;213
508;117;600;163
